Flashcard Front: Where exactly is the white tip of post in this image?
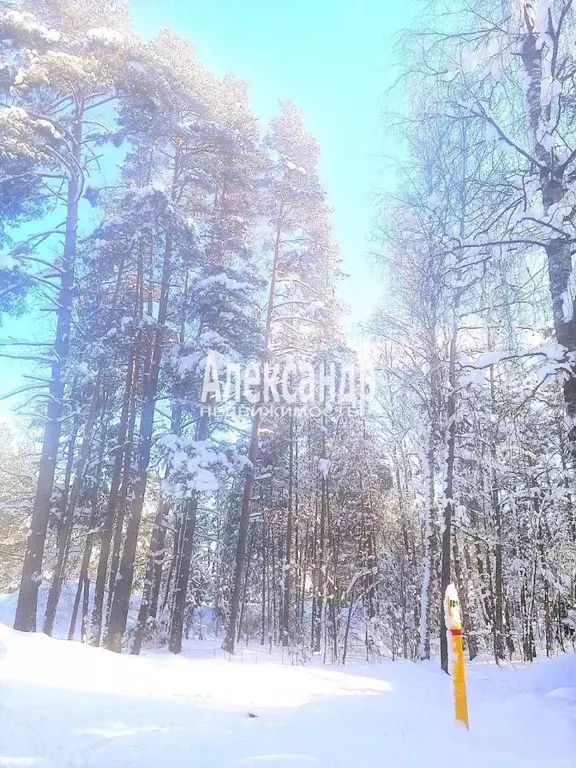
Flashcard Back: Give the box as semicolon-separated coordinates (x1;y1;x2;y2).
445;583;458;601
444;583;462;630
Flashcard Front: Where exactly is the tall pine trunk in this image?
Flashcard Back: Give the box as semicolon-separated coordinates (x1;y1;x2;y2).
281;411;295;646
223;204;284;654
167;418;209;653
222;416;260;654
14;116;82;632
105;231;173;652
44;372;102;636
90;342;138;645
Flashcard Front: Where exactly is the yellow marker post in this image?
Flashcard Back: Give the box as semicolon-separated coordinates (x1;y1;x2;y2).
444;583;470;730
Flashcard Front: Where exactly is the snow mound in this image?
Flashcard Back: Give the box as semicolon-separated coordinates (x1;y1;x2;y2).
0;623;575;767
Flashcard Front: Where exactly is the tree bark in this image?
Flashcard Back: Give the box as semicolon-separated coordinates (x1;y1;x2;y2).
90;343;138;645
222;415;259;654
15;116;82;632
222;200;284;654
44;372;102;636
521;9;576;440
440;332;457;673
131;498;169;655
281;411;295;646
105;230;173;653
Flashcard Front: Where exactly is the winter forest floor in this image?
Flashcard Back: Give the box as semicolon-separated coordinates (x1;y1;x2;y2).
1;616;576;768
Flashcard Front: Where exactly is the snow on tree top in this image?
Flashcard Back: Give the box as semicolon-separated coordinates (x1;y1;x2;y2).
86;28;125;46
196;273;252;292
1;9;61;44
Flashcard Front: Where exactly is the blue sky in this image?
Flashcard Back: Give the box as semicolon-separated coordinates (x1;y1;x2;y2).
0;0;411;407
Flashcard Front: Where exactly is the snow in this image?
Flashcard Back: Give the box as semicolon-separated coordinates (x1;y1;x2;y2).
459;367;485;388
198;329;224;348
196;273;251;292
0;106;29;122
1;9;61;44
537;362;558;383
539;130;555;152
131;182;166;198
472;350;507;368
157;434;228;497
0;254;18;270
484;122;499;142
86;28;125;46
176;351;200;377
561;267;576;323
35;120;62;142
532;344;569;361
119;316;132;333
0;622;575;768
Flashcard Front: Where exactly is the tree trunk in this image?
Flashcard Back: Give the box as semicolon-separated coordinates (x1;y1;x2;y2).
313;467;327;654
419;428;436;661
521;10;576;440
440;332;457;673
222;414;259;654
281;411;295;646
42;408;79;636
488;369;506;662
44;372;102;636
68;519;95;642
168;495;199;654
105;231;173;653
149;501;168;621
14;117;82;632
222;201;284;654
237;530;255;644
131;498;169;654
90;343;138;645
261;518;267;645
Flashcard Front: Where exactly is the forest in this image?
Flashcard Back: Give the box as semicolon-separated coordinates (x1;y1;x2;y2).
1;0;576;682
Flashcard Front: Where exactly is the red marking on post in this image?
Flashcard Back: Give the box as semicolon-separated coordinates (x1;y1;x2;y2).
450;628;463;636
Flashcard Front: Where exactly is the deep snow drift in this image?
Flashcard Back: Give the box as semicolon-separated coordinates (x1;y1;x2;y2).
1;622;575;768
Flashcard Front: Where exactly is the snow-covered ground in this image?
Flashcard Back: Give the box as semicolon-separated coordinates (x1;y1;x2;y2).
1;620;575;768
